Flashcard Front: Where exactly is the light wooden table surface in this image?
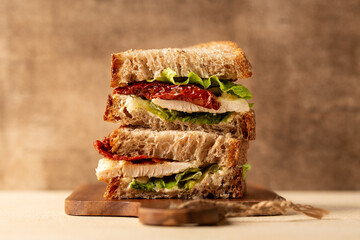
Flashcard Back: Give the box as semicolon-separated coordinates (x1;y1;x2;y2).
0;190;359;240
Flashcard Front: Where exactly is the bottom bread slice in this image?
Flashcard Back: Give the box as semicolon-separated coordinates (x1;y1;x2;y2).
104;166;246;199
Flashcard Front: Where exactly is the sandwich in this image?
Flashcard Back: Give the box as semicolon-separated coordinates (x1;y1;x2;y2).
94;41;255;199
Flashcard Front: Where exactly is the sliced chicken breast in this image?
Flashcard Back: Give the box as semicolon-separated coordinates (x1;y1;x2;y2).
151;94;250;113
96;158;195;181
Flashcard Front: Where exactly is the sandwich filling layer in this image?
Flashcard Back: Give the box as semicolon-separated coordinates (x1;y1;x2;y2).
104;93;256;140
115;94;235;124
105;166;246;199
149;68;252;100
96;157;251;192
111;68;252;116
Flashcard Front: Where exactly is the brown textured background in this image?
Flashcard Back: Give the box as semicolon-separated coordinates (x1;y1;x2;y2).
0;0;359;190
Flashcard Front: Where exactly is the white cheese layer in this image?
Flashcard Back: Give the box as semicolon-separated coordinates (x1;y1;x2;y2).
151;94;250;113
96;158;195;181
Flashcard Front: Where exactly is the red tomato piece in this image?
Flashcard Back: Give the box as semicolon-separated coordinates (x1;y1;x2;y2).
113;82;220;110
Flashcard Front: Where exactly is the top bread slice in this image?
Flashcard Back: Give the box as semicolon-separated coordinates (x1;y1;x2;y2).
111;41;252;87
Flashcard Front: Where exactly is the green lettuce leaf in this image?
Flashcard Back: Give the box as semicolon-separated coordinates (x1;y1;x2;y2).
183;180;197;190
146;101;232;125
129;164;220;192
130;180;156;191
242;164;251;180
164;180;177;189
154;179;165;189
149;68;252;100
175;168;202;189
175;168;201;183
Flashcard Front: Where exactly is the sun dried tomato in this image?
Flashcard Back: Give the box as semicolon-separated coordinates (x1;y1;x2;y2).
113;82;220;110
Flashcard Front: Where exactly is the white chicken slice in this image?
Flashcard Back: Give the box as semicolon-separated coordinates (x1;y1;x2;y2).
96;158;194;181
151;94;250;113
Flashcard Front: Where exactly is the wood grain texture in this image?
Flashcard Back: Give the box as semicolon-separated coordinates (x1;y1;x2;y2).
65;182;283;225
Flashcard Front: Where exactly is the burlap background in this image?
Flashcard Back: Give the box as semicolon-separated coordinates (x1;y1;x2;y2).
0;0;359;190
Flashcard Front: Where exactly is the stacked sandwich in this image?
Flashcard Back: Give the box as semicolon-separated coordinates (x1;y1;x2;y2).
94;41;255;199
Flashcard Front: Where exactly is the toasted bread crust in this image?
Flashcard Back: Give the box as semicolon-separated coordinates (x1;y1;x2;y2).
189;41;240;50
108;127;248;167
111;41;252;87
189;41;252;79
104;94;256;140
104;166;245;199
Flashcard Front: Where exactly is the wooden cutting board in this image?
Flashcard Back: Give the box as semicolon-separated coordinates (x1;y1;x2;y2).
65;183;283;225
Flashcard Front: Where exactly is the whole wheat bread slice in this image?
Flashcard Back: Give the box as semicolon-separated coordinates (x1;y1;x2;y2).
105;166;245;199
111;41;252;87
104;94;256;140
108;127;249;167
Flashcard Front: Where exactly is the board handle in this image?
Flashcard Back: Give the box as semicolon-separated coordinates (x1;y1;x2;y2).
138;206;222;226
